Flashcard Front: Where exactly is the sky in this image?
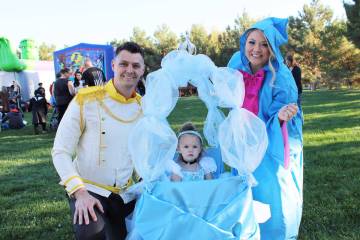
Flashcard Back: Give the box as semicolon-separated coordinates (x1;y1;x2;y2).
0;0;347;50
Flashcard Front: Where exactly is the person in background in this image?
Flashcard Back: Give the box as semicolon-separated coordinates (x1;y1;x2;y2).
10;80;21;95
52;42;145;239
286;54;302;108
135;77;146;96
35;82;46;97
29;89;48;134
0;86;10;112
82;58;106;87
74;70;85;94
228;17;303;239
54;68;74;124
9;81;21;110
1;104;25;130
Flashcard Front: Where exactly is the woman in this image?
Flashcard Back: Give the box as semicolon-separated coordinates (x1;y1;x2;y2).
73;70;84;93
228;17;303;239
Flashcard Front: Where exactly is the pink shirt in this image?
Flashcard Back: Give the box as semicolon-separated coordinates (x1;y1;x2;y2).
240;69;290;169
240;69;265;115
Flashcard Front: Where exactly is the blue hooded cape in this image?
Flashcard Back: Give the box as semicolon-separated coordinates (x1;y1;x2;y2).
228;17;303;239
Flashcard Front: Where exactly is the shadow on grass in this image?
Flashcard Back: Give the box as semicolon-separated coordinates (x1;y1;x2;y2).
303;114;360;132
299;140;360;239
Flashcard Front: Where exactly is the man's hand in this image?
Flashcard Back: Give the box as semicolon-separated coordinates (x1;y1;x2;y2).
73;188;104;225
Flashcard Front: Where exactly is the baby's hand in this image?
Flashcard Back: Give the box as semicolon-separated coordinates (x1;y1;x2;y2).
170;174;182;182
204;173;213;180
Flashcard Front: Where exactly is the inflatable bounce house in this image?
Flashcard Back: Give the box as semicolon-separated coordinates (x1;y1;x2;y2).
53;43;114;81
0;38;55;101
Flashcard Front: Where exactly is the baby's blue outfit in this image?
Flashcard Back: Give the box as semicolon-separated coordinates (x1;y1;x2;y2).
178;156;217;181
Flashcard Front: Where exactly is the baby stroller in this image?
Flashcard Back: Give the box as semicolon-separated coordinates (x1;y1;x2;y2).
126;50;269;239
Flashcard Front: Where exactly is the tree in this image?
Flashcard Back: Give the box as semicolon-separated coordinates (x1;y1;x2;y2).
216;12;256;66
38;43;56;61
321;20;360;88
207;29;221;62
130;27;155;50
109;38;127;48
344;0;360;48
287;0;333;89
130;27;161;72
153;24;179;56
189;24;209;54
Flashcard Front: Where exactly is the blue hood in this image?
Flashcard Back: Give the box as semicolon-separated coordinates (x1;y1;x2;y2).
228;17;288;72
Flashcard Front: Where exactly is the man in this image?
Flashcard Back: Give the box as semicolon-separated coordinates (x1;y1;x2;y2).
286;54;303;123
53;68;75;124
29;89;48;134
82;58;107;86
286;54;302;106
35;82;46;97
52;42;145;239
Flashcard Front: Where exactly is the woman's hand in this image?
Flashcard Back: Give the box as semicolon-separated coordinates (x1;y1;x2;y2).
278;103;298;122
73;188;104;225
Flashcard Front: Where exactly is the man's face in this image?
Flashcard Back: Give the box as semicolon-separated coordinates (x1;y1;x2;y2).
63;71;71;79
112;50;145;91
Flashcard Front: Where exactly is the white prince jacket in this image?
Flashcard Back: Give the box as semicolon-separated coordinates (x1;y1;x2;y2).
52;81;142;201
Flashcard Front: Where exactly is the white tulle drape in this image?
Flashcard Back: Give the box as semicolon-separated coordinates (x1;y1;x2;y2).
212;67;268;183
128;50;268;183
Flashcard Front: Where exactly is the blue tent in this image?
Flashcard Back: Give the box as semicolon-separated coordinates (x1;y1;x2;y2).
53;43;114;80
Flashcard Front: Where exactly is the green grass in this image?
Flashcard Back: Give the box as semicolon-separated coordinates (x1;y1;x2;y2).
0;89;359;239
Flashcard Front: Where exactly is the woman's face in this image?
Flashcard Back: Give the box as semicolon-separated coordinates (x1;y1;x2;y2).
75;73;82;80
245;30;270;73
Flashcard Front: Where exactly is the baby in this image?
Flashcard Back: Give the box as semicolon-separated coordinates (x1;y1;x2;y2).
171;122;217;181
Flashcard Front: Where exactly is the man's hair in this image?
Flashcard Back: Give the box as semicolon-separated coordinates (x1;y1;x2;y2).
115;42;144;58
60;68;70;75
286;55;294;63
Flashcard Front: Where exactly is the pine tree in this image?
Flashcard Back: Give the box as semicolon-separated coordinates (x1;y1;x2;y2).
344;0;360;48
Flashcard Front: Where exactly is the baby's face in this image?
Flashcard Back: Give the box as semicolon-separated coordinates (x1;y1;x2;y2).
178;134;202;163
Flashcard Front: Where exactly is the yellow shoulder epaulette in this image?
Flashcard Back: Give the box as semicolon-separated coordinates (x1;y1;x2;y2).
75;86;106;132
75;86;106;105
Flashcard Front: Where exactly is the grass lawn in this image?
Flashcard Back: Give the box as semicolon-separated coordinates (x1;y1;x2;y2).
0;89;359;239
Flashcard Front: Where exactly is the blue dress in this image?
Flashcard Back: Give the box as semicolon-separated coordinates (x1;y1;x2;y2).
177;156;217;181
228;17;303;239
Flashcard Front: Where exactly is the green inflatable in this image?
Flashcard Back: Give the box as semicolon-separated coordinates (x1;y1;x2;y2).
19;39;39;60
0;37;26;72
